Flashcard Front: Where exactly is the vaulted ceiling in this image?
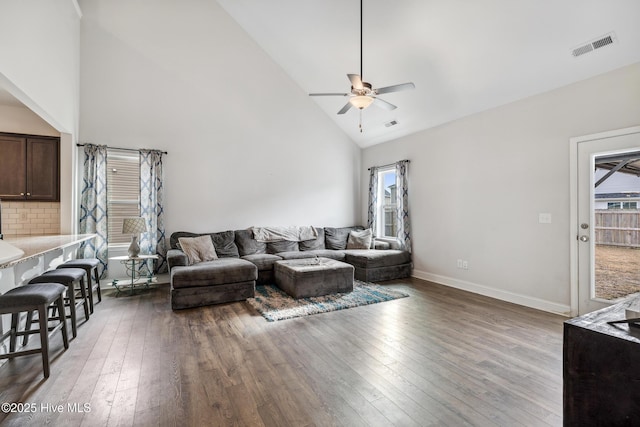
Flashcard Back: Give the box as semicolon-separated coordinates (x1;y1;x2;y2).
217;0;640;147
2;1;638;148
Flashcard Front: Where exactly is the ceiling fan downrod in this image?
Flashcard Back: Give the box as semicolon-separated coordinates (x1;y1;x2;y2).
307;0;416;131
359;0;363;80
359;0;365;134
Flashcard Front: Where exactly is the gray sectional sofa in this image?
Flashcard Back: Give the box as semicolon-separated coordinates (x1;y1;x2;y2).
167;226;412;310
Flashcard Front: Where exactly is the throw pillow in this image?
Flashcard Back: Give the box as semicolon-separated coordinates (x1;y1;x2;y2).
210;230;240;258
178;235;218;265
325;226;364;250
235;229;267;256
346;229;373;249
299;227;325;251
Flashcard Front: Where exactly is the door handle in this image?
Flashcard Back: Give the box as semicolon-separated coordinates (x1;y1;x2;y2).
579;235;589;242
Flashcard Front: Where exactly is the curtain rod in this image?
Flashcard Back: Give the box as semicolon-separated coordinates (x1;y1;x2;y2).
367;159;409;171
76;143;168;155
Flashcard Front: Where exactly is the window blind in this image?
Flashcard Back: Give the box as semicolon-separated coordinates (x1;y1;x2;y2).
107;150;140;244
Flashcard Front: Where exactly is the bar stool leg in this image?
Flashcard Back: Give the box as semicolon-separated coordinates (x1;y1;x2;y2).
37;304;51;378
85;266;102;314
66;285;78;339
87;276;95;314
56;294;69;350
22;311;33;346
79;277;90;321
10;313;19;352
94;268;102;304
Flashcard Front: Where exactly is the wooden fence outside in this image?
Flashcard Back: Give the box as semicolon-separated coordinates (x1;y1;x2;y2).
595;210;640;247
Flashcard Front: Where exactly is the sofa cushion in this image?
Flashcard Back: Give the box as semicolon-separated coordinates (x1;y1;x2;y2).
343;249;411;269
235;229;266;256
346;228;373;249
170;231;193;249
210;230;240;258
171;258;257;289
167;249;188;269
373;240;391;250
178;235;218;265
324;226;364;250
299;227;325;251
241;254;282;271
277;250;346;261
170;231;239;258
266;240;299;254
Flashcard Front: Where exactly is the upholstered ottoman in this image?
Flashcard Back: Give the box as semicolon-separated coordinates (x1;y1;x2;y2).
343;249;412;282
274;257;354;298
170;258;257;310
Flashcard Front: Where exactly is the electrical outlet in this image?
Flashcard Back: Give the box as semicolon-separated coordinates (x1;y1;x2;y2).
457;259;463;268
462;260;469;270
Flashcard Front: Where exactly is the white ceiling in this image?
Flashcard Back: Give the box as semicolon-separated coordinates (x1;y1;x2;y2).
217;0;640;148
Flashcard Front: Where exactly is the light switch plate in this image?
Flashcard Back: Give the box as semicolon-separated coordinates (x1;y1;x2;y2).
539;213;552;224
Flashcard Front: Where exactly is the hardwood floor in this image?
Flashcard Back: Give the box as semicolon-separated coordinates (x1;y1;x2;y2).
0;277;565;426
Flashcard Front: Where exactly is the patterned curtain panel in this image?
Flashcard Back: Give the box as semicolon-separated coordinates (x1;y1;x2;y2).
395;160;412;253
367;167;379;236
79;144;108;277
139;149;168;273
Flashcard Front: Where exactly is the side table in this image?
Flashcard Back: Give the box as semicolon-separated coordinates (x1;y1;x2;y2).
109;254;158;296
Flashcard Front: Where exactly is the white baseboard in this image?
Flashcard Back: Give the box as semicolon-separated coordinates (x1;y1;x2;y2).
412;269;571;317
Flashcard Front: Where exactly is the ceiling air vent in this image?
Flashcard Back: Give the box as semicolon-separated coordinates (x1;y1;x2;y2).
572;32;616;58
385;120;398;128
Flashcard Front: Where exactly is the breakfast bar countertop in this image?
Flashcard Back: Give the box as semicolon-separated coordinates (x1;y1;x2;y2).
0;234;96;269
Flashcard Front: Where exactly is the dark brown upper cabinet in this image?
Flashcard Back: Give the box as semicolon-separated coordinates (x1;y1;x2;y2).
0;132;60;201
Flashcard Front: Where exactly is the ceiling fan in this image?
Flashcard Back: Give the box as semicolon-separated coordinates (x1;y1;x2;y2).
309;0;415;132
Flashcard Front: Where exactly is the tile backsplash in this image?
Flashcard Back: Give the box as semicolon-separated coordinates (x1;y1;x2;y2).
0;201;60;236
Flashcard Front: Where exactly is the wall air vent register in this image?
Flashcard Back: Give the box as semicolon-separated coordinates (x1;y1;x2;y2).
572;32;616;57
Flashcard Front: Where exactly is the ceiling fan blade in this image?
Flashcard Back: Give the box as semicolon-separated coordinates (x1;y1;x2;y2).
309;93;349;97
348;74;363;90
373;82;415;95
337;102;353;115
373;97;397;111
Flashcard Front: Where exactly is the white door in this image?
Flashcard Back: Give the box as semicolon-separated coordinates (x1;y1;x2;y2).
574;127;640;315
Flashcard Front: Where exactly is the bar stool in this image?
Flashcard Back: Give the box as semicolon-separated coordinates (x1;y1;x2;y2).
57;258;102;314
28;268;90;339
0;283;69;379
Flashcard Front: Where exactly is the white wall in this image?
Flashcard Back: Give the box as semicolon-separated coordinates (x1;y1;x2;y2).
79;0;361;237
0;0;81;234
0;0;80;134
0;105;59;136
362;62;640;315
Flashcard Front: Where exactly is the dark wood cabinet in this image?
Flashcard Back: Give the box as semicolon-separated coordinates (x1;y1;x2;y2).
564;298;640;425
0;132;59;201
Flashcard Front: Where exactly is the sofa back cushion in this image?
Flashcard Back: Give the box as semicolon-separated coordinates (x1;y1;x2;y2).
325;226;365;250
235;229;266;256
299;227;325;251
211;230;240;258
266;240;299;254
170;231;196;249
346;228;373;249
170;231;239;258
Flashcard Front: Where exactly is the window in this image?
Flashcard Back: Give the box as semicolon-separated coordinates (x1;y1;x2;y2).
607;201;638;210
107;150;140;244
377;168;397;238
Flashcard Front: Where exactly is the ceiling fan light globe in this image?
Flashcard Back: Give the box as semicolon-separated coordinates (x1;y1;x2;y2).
350;95;374;110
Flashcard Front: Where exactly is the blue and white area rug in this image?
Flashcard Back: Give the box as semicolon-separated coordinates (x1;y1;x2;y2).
247;280;409;322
